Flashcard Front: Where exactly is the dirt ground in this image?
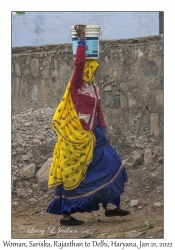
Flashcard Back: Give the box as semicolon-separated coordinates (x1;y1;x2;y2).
12;153;163;240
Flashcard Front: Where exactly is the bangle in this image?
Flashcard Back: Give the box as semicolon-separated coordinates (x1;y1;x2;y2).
78;38;85;42
78;42;86;45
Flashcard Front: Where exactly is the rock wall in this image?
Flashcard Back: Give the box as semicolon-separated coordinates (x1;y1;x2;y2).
12;35;163;139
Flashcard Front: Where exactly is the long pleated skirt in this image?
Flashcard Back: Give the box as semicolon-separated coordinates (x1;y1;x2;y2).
46;127;128;214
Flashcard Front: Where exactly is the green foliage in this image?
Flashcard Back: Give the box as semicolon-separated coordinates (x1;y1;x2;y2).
16;12;25;15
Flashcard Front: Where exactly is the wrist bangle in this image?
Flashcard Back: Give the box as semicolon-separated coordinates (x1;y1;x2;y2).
78;38;85;41
78;38;86;45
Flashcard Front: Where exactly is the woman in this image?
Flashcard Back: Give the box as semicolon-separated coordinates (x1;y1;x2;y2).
46;25;130;226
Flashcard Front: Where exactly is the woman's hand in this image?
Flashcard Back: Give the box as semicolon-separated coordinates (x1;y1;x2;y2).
74;24;86;38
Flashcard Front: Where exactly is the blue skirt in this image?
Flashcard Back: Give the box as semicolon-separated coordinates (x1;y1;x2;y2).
46;127;128;214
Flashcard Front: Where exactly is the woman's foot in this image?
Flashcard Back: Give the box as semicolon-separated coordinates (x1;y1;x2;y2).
105;207;130;217
60;217;85;226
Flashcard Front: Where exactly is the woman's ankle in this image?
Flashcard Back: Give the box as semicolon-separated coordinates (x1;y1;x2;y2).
106;203;117;210
62;213;71;220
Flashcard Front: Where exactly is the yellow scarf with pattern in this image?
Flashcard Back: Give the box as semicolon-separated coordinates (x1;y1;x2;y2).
48;82;95;190
83;60;99;83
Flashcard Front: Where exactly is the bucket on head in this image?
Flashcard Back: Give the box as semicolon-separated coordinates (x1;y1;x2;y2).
70;25;101;59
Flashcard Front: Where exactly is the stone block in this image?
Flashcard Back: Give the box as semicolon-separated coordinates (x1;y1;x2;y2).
112;86;117;96
120;93;127;109
43;58;48;66
47;138;52;143
105;95;111;107
120;82;127;91
40;67;48;77
15;63;21;77
113;70;118;79
144;148;153;166
54;59;58;69
116;91;120;96
22;154;31;161
32;138;42;145
140;111;149;126
103;85;112;92
35;135;44;140
150;113;159;136
36;158;52;186
16;188;28;198
141;60;158;76
137;49;143;59
128;93;136;107
51;70;58;78
105;56;109;63
31;58;39;77
156;89;163;106
21;163;36;178
130;200;139;207
31;85;38;101
153;202;163;207
110;96;120;108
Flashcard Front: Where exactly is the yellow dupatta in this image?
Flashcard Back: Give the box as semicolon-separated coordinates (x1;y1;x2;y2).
48;81;96;190
83;60;99;83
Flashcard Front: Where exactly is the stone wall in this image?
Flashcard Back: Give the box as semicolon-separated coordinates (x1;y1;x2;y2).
12;35;163;139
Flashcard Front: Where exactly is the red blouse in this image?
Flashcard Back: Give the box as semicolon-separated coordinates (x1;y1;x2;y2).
70;45;106;131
